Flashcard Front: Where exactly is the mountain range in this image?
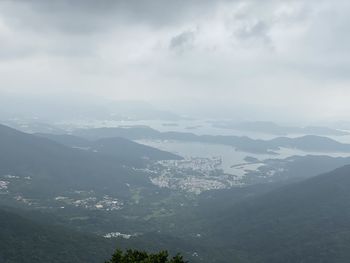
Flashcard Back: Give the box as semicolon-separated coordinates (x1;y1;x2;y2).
2;123;350;262
73;126;350;154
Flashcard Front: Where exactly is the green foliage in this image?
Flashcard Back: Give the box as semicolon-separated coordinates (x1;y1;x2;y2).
0;208;115;263
105;249;187;263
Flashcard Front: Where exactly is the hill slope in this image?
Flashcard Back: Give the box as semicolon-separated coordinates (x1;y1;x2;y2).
206;165;350;262
36;133;182;166
0;124;134;196
0;207;115;263
0;124;179;209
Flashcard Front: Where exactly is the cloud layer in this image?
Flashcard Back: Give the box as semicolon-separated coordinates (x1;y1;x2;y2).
0;0;349;121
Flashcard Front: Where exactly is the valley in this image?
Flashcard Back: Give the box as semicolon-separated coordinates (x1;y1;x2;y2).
2;120;350;262
1;2;349;261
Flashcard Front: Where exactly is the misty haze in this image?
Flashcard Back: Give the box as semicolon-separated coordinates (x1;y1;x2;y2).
1;1;350;263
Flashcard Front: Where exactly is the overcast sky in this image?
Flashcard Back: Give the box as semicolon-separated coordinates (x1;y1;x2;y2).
0;0;349;121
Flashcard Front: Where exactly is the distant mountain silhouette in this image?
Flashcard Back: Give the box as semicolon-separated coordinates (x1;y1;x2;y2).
37;133;182;166
73;126;350;154
211;121;350;136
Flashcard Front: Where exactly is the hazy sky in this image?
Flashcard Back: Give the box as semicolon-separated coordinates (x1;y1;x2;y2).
0;0;349;121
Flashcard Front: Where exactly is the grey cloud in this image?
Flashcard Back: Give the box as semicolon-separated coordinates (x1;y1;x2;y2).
169;30;196;52
304;2;350;54
1;0;350;122
234;20;272;48
1;0;226;34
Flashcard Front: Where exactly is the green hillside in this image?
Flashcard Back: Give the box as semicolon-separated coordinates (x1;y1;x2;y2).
205;165;350;262
0;208;115;263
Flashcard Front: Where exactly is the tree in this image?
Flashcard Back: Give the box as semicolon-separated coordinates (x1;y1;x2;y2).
105;249;188;263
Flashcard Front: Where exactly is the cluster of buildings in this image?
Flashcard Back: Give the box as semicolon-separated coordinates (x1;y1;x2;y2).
149;157;243;194
0;180;9;192
0;174;32;194
55;194;124;211
103;232;135;239
157;157;222;176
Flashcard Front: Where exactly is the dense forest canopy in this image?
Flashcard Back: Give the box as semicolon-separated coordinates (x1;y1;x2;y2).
105;250;187;263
